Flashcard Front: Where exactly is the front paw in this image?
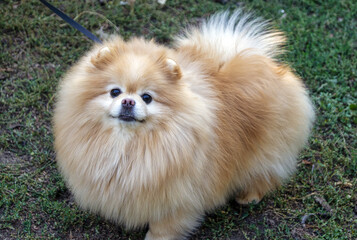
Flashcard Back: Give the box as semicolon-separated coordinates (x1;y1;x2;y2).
235;191;262;205
145;230;182;240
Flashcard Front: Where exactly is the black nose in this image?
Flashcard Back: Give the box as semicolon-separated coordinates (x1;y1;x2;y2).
121;98;136;108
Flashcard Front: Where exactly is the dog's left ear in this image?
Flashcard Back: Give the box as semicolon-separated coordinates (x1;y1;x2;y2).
156;54;182;81
165;58;182;81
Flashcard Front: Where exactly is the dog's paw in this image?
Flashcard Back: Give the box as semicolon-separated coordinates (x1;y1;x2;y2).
145;231;179;240
235;192;262;205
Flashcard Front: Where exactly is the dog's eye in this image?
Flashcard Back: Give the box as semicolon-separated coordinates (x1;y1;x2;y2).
141;93;152;104
110;88;121;98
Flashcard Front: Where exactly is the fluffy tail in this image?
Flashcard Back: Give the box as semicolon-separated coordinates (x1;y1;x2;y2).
175;10;285;64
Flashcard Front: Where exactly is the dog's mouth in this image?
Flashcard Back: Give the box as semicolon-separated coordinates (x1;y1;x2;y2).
119;115;136;122
113;114;145;123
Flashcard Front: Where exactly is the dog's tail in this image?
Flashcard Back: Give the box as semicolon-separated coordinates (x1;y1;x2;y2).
174;10;285;64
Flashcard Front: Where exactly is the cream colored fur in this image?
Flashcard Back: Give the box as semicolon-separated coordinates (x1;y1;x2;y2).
53;10;315;240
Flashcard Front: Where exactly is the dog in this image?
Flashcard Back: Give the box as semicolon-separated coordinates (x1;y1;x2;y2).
53;10;315;239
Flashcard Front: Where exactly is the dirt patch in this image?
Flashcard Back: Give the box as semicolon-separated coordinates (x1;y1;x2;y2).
190;199;317;240
0;222;22;240
0;151;25;164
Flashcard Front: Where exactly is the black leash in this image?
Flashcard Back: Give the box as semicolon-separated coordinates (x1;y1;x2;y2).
39;0;103;44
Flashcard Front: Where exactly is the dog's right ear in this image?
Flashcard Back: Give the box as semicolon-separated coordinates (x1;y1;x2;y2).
90;37;124;69
90;46;113;70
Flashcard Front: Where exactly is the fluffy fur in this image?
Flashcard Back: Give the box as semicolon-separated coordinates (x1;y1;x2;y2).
53;10;315;240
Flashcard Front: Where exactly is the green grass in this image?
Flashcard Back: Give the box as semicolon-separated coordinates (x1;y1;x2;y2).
1;0;356;239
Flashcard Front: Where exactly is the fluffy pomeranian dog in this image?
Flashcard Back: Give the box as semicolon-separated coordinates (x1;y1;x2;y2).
53;10;314;240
